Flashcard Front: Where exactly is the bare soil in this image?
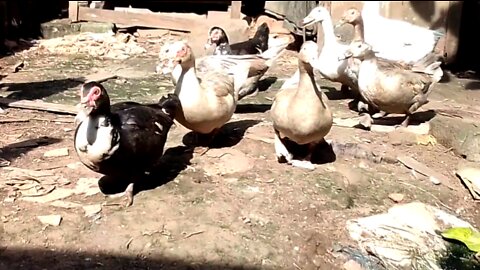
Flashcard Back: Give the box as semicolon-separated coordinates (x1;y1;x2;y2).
1;34;480;270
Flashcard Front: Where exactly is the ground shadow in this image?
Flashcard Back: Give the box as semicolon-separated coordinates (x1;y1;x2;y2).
0;246;268;270
323;86;352;101
465;80;480;91
0;136;62;163
279;138;337;165
235;103;271;114
182;119;261;149
0;78;84;101
97;146;194;196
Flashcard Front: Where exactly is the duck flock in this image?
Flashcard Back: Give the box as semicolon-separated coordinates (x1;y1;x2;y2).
73;2;445;207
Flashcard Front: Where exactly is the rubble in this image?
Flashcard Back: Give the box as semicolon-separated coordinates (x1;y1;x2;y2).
31;32;147;60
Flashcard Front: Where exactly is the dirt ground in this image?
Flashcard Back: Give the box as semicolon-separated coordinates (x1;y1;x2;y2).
1;32;480;270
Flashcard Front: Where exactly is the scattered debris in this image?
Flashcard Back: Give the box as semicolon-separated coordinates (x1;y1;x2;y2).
388;193;405;203
12;61;25;73
346;202;475;270
416;134;437;146
20;188;76;203
37;215;62;226
0;118;30;123
441;227;480;254
43;148;69;157
456;166;480;200
74;178;100;196
0;158;10;167
50;200;83;209
83;204;102;217
33;32;147;60
182;230;205;239
397;155;448;185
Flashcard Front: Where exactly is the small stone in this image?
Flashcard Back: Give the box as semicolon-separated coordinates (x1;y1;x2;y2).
37;215;62;226
83;204;102;217
44;148;69;157
343;260;364;270
388;193;405;203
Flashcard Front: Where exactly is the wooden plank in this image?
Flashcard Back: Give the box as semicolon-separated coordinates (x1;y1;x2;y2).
77;6;203;32
230;1;242;19
69;1;79;22
0;98;77;115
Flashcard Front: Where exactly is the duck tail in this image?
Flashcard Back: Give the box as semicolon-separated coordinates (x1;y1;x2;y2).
158;93;182;119
419;61;443;83
259;42;289;66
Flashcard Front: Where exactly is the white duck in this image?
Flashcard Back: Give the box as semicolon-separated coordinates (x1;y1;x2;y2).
360;1;444;65
158;41;251;153
270;41;333;170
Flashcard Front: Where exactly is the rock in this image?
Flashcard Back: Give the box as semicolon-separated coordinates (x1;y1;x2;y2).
44;148;69;157
343;260;364;270
20;188;76;203
83;204;102;217
430;114;480;162
50;201;83;209
388;193;404;203
37;215;62;226
456;166;480;200
74;178;100;196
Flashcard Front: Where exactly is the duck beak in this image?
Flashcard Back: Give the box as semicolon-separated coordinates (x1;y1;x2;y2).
335;19;346;28
300;15;316;27
338;51;353;61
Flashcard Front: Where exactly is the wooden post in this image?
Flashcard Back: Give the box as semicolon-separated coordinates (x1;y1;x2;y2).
69;1;79;22
230;1;242;19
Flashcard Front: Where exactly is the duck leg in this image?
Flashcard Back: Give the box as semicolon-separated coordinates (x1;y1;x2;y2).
274;129;293;163
358;113;374;129
104;182;135;208
289;143;316;170
400;114;411;128
193;129;219;156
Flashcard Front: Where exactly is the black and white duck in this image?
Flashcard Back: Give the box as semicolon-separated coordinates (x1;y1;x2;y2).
205;22;270;56
74;81;181;207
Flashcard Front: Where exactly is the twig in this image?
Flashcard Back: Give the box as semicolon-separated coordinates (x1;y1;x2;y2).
399;181;453;211
20;186;56;197
183;230;204;239
293;262;302;270
125;237;134;250
0;118;31;123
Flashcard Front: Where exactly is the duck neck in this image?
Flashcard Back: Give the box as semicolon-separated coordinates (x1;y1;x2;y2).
319;13;337;48
297;60;327;107
358;55;378;76
352;19;365;42
174;60;199;96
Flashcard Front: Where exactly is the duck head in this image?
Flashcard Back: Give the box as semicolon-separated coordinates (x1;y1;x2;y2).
339;41;377;61
79;81;110;115
300;6;330;27
205;26;230;50
338;8;362;27
298;41;320;67
157;41;195;75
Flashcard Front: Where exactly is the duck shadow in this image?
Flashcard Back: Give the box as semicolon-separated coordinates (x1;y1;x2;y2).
182;119;261;149
257;76;278;92
0;78;84;101
322;86;353;101
98;146;194;196
356;110;436;128
280;138;337;165
0;136;62;163
235;103;271;113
